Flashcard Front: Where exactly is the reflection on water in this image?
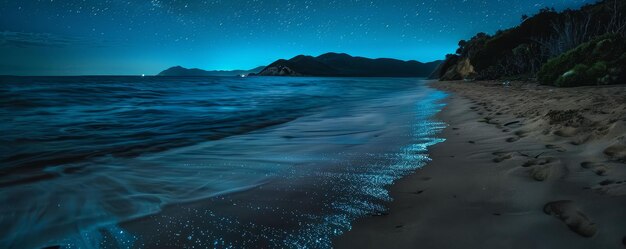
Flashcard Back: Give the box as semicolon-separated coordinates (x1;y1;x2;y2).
0;76;446;248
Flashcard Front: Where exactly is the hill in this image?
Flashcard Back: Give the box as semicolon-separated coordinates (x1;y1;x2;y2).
157;66;265;77
255;53;441;77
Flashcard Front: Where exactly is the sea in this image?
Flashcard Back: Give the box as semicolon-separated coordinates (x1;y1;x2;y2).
0;76;447;249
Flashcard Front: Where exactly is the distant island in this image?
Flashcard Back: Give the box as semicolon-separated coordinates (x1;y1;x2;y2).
157;66;265;77
253;53;442;77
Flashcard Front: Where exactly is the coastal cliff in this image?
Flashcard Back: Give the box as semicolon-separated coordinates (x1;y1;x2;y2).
436;0;626;86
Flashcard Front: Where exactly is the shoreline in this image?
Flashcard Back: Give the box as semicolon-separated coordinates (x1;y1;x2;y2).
105;80;447;249
334;81;626;248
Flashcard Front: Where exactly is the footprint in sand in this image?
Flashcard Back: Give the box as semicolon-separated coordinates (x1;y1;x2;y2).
523;157;558;167
544;200;598;238
569;135;591;146
506;130;528;143
492;151;529;163
514;130;528;137
604;144;626;162
530;165;552;181
546;144;567;152
580;162;608;176
506;137;519;143
523;157;561;181
591;179;626;196
485;117;500;125
493;156;511;163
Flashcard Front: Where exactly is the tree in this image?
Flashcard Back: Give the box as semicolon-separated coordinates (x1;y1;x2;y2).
533;11;593;59
605;0;626;35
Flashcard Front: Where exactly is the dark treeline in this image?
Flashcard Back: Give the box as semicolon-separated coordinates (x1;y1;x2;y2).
436;0;626;87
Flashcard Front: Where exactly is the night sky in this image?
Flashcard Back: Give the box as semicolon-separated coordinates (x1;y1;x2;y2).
1;0;594;76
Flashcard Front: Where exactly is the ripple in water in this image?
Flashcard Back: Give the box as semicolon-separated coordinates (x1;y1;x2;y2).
0;76;446;248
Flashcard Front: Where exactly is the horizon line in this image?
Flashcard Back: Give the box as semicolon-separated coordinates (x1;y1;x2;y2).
0;52;445;77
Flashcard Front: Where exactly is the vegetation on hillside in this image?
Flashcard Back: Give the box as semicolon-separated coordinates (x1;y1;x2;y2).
438;0;626;87
538;34;626;86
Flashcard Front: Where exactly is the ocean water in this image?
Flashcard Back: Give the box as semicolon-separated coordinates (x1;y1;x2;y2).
0;76;447;248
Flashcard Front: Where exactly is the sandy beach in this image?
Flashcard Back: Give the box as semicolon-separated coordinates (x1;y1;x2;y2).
335;81;626;248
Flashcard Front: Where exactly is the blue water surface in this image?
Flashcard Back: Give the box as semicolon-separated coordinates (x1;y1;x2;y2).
0;76;446;248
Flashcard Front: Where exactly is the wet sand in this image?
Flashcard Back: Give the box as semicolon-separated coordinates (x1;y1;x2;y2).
335;81;626;248
112;81;447;249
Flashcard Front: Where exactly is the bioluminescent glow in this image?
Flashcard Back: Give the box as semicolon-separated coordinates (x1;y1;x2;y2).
1;77;446;248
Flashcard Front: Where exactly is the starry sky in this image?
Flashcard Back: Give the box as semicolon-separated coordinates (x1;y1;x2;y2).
1;0;594;76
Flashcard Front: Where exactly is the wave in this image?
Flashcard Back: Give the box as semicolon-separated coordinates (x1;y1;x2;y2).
0;76;444;248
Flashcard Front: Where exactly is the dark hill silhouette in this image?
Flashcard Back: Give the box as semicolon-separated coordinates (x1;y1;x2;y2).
157;66;264;77
255;53;442;77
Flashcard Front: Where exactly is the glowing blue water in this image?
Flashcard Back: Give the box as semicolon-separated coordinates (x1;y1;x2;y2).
0;76;446;248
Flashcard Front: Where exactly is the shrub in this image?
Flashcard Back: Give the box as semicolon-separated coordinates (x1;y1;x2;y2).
538;33;626;86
